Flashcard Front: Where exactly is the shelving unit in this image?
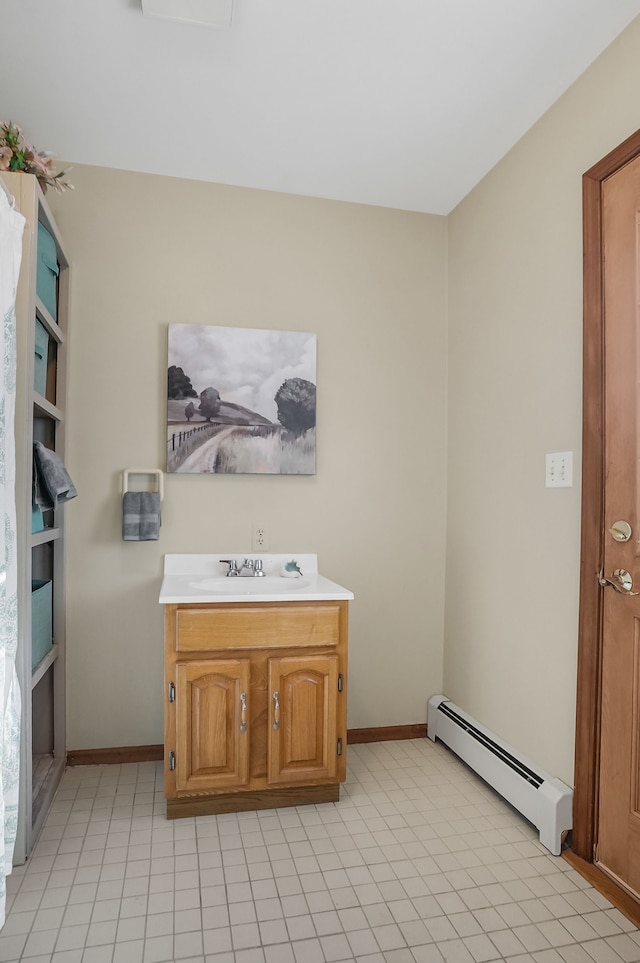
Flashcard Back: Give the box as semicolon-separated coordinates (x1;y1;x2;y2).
1;172;70;862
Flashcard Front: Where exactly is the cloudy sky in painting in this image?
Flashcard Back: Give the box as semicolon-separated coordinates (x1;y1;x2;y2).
168;324;317;423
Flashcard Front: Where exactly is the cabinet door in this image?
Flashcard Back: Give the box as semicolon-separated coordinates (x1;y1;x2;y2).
175;659;250;792
268;655;339;785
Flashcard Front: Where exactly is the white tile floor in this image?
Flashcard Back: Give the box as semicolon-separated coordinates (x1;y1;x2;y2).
0;738;637;963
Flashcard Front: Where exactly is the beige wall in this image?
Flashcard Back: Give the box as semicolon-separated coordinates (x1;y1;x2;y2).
445;16;640;784
49;167;448;750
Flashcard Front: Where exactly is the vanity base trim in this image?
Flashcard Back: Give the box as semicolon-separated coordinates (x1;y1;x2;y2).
167;784;340;818
348;724;427;744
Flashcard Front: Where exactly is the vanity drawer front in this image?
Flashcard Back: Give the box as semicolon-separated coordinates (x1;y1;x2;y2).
174;604;341;652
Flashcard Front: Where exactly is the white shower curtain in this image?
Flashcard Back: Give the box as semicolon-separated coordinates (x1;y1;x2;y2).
0;184;24;927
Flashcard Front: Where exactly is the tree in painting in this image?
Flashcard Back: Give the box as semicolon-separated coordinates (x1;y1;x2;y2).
168;365;197;399
198;386;221;422
275;378;316;436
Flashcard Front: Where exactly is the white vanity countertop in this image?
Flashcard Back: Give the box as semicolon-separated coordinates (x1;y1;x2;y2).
159;553;355;604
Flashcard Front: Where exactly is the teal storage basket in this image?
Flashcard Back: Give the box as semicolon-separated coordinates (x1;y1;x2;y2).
31;504;44;534
36;221;59;320
31;579;52;669
34;318;48;397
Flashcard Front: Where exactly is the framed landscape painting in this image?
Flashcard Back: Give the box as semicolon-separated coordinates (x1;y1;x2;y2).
167;323;317;474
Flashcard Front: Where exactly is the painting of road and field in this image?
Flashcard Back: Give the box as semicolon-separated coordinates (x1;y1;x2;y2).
167;323;317;474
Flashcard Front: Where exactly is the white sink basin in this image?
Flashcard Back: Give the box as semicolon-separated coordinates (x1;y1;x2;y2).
159;555;354;604
190;577;310;594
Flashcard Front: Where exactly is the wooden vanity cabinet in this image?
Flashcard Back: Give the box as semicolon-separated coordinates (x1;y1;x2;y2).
164;600;348;817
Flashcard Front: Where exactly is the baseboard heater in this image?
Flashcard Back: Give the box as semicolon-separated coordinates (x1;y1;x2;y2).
427;695;573;855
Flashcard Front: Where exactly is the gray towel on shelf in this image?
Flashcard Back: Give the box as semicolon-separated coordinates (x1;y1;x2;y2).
122;491;161;541
33;441;78;510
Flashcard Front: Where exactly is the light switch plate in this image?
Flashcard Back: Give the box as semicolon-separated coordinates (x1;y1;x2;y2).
545;451;573;488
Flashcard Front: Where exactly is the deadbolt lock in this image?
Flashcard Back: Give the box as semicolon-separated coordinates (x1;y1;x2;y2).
609;520;632;542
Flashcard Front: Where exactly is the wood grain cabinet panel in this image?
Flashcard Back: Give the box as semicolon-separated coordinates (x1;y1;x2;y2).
175;659;249;792
164;601;348;817
268;655;339;785
174;603;340;651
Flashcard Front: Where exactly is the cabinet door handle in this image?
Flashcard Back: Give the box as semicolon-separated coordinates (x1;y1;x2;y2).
272;690;280;731
240;692;247;733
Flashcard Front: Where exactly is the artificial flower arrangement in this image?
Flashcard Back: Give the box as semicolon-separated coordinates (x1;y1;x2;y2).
0;121;73;193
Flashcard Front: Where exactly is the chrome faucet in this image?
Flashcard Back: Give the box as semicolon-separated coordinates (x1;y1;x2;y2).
220;558;266;577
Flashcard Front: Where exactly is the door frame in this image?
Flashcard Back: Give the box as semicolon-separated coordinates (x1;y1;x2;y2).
574;126;640;862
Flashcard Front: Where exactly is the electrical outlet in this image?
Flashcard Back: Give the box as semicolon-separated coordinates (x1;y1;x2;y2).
252;524;268;551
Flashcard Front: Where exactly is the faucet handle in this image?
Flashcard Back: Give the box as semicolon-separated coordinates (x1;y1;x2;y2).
220;559;239;576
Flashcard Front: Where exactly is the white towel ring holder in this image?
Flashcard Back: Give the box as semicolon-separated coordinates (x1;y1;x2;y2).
122;469;164;502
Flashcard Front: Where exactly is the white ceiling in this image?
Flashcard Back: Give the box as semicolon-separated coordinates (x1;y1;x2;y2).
2;0;640;214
